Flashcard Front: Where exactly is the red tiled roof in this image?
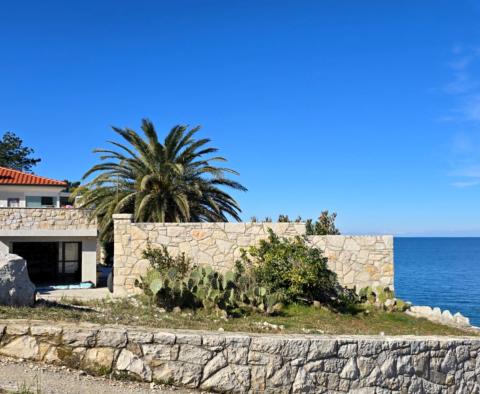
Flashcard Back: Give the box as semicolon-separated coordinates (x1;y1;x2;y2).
0;167;67;186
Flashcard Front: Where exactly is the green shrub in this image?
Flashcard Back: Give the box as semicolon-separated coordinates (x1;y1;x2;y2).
142;243;191;279
138;244;281;316
305;210;340;235
239;229;357;308
144;264;281;316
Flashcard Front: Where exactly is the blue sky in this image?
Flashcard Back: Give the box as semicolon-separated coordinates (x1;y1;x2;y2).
1;1;480;235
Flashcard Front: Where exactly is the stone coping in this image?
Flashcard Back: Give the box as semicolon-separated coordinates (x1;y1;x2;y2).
0;319;478;340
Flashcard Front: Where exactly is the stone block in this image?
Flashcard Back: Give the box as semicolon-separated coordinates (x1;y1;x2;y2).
96;328;127;348
0;335;39;359
82;347;115;373
116;348;152;381
62;328;97;347
153;361;202;388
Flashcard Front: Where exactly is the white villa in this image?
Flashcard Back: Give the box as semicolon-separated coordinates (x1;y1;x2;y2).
0;167;97;286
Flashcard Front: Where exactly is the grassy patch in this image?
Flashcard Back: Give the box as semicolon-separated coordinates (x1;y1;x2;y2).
0;297;476;336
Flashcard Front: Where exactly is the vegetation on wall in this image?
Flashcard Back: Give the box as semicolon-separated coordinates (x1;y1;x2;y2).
305;210;340;235
138;245;279;316
251;211;341;235
0;131;41;172
75;119;246;242
139;230;358;316
238;229;356;309
142;242;191;279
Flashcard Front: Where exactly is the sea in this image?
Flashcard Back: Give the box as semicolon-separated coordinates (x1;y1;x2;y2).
395;237;480;327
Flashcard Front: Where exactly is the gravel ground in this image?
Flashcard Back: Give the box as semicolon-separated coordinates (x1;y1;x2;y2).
0;356;204;394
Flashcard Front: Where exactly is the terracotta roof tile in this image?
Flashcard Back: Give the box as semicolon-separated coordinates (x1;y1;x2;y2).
0;167;67;186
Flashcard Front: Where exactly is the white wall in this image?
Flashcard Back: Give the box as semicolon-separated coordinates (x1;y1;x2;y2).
81;238;98;284
0;236;97;286
0;185;64;207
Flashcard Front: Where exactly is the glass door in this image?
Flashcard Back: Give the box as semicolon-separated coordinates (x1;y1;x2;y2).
58;242;82;283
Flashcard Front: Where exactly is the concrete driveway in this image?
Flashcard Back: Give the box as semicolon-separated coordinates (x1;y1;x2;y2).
36;287;112;302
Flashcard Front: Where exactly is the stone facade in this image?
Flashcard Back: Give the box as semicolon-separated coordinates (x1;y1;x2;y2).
113;215;393;296
0;208;98;285
0;320;479;393
0;208;96;231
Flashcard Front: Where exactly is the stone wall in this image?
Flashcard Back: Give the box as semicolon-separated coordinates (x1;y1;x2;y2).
0;208;96;231
308;235;393;290
0;320;479;393
113;215;393;296
113;215;305;296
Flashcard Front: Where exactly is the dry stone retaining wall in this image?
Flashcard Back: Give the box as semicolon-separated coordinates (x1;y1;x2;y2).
0;208;96;231
0;320;479;393
113;215;393;296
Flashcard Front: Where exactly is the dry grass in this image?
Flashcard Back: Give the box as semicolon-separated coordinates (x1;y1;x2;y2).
0;297;476;337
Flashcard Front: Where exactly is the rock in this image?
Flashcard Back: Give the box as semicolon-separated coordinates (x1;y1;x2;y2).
453;312;470;327
177;344;213;364
441;310;454;323
407;305;473;329
201;365;249;393
202;352;228;380
81;348;115;373
0;253;36;306
142;343;177;361
127;330;153;344
312;301;322;308
441;349;457;374
380;357;397;378
62;328;97;347
116;349;152;381
0;336;39;360
432;307;442;319
340;357;359;379
153;361;203;388
96;328;127;348
172;306;182;314
384;299;396;309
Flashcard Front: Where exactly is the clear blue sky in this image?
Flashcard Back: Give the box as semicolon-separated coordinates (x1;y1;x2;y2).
1;1;480;235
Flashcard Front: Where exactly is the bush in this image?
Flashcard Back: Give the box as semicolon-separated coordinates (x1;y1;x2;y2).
139;231;359;316
138;245;281;316
305;210;340;235
147;264;281;316
239;229;357;308
142;243;191;279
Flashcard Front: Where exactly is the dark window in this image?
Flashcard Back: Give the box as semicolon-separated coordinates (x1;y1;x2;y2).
41;197;54;207
12;241;82;285
60;196;70;207
12;242;59;285
7;198;20;207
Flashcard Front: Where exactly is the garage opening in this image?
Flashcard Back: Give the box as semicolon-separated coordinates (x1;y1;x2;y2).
12;242;82;285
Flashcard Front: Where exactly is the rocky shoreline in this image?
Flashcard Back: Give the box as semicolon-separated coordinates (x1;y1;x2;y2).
406;305;478;331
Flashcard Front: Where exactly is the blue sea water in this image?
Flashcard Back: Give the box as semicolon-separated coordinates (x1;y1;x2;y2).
394;237;480;327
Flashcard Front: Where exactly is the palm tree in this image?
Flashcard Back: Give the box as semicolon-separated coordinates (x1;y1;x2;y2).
76;119;247;242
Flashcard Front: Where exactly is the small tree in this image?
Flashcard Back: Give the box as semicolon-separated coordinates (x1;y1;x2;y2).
62;180;81;193
0;132;41;172
277;214;302;223
306;210;340;235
